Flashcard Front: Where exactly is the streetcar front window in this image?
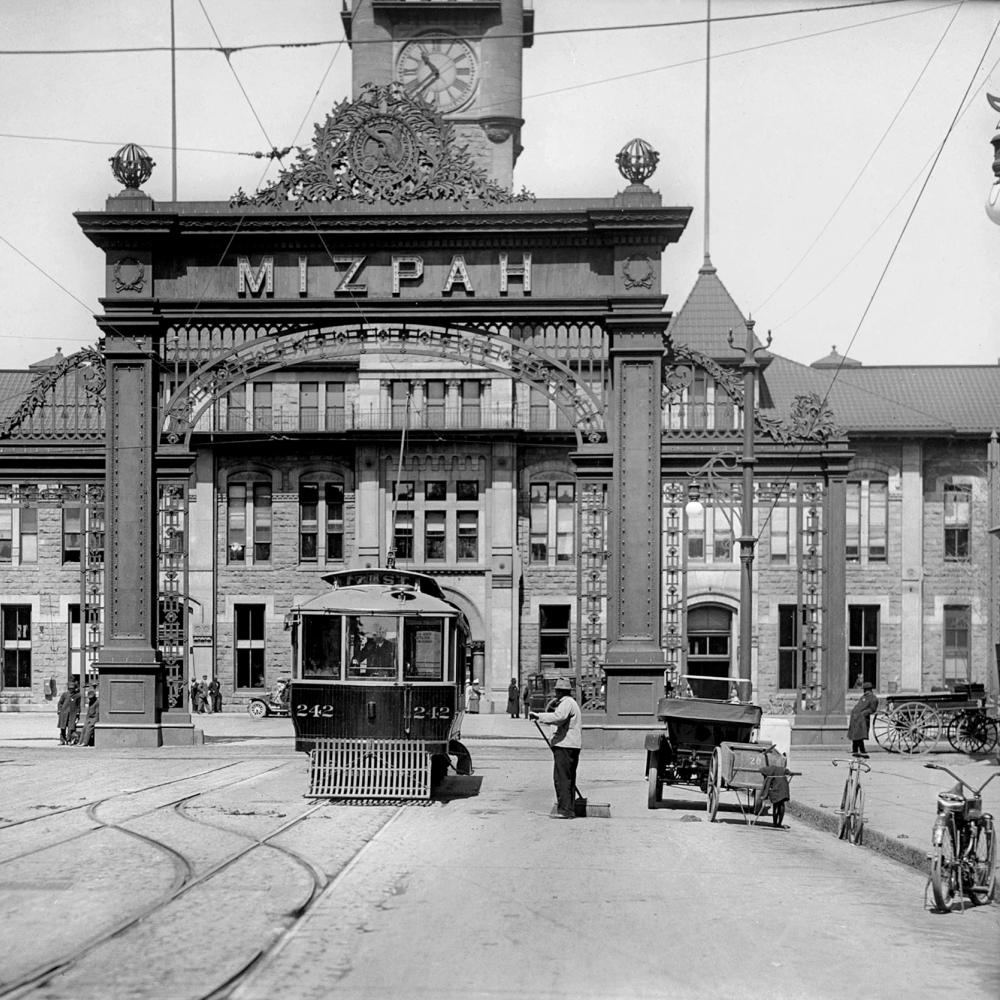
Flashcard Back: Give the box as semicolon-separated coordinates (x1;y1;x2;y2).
301;615;342;678
348;615;398;679
403;618;445;681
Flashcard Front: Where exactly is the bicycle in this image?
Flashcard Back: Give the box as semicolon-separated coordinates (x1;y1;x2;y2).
832;757;870;844
924;762;998;913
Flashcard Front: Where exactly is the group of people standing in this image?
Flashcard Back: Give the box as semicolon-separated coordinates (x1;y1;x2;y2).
189;675;222;714
56;681;99;747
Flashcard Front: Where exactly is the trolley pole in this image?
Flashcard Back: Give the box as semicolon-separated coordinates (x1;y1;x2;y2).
729;319;770;703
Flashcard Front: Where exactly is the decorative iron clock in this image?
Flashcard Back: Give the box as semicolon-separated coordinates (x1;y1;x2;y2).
395;34;479;113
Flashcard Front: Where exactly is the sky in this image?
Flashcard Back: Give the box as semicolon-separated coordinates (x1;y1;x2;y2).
0;0;998;371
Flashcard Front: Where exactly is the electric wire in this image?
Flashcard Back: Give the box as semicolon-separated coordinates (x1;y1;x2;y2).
0;1;924;56
752;0;964;314
752;10;1000;545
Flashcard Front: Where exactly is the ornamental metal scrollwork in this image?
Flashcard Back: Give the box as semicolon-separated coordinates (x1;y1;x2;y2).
230;83;532;208
663;337;743;404
757;392;842;443
112;257;145;293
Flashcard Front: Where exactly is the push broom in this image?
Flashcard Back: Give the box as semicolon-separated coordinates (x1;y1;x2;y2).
532;719;611;818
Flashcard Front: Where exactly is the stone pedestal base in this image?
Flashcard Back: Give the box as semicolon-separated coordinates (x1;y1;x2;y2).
161;722;204;746
94;722;162;748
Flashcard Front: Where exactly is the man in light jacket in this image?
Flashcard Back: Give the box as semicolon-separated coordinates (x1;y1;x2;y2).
530;677;582;819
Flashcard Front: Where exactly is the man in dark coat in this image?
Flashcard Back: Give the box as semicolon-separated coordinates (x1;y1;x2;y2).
209;676;222;714
848;681;879;757
77;688;99;747
57;681;81;745
506;678;521;719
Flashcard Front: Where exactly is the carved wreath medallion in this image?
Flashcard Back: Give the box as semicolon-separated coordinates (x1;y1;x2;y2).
623;254;654;289
113;257;145;293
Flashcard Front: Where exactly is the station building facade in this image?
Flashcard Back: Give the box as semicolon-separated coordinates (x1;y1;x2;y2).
0;0;997;741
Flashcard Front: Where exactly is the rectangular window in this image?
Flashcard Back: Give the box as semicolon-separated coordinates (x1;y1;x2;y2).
770;502;795;564
326;483;344;560
425;511;446;560
944;483;971;561
686;503;705;562
325;382;345;431
253;382;272;431
848;605;879;689
457;511;478;561
555;483;575;562
868;482;887;561
425;380;446;429
530;483;548;562
299;483;318;561
713;505;733;562
253;483;271;562
300;381;319;431
63;504;82;563
391;381;409;427
227;385;247;431
846;483;860;562
778;604;805;690
234;604;265;689
425;481;446;502
393;481;415;502
539;604;571;673
0;505;11;563
456;480;478;502
20;504;37;563
2;604;31;688
403;618;444;680
461;380;481;428
227;485;247;563
529;387;549;430
688;371;708;429
348;614;397;680
943;605;971;687
394;511;414;561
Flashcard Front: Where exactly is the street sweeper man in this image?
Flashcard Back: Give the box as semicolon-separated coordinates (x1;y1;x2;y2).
530;677;582;819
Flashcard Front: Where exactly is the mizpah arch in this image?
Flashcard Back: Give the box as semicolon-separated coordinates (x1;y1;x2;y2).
58;79;850;747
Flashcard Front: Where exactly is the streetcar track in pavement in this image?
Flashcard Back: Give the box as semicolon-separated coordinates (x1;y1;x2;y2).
0;762;284;865
0;762;315;1000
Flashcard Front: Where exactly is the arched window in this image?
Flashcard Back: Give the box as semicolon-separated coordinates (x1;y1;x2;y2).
227;478;272;565
299;478;345;563
529;480;575;565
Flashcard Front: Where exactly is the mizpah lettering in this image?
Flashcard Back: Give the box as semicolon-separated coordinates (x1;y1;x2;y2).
235;252;531;298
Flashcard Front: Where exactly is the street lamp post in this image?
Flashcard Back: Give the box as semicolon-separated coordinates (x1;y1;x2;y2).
729;319;771;703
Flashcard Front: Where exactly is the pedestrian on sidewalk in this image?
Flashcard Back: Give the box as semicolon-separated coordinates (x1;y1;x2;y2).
848;681;879;757
507;678;520;719
56;681;80;745
530;677;582;819
466;678;482;714
197;675;210;713
209;676;221;713
77;687;99;747
522;681;531;720
758;758;793;828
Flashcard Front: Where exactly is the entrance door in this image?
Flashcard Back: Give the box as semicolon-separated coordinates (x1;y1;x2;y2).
686;605;732;700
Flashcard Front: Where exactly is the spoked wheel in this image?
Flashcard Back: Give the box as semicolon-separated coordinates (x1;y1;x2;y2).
706;753;719;823
890;703;942;754
946;710;988;755
930;825;959;912
647;764;662;810
849;785;865;845
969;821;997;905
247;700;268;719
872;712;901;754
837;776;853;841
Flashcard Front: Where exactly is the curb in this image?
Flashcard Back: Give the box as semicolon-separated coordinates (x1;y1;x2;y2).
787;799;931;874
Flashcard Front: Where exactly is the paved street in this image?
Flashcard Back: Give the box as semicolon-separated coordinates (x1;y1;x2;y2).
0;717;997;1000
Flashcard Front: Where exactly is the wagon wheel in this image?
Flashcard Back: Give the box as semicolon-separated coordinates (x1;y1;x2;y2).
981;718;1000;754
647;765;662;809
946;710;986;755
706;753;719;823
247;700;268;720
871;712;900;754
891;703;941;754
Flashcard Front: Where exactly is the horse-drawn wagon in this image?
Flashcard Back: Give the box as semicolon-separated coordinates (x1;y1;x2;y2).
872;683;997;755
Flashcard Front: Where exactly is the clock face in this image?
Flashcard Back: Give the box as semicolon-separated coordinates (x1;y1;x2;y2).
395;34;479;113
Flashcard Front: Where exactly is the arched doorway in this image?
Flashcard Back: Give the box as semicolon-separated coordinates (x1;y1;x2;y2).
686;604;733;700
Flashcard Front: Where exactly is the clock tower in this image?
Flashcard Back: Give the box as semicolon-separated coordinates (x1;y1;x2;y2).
340;0;533;190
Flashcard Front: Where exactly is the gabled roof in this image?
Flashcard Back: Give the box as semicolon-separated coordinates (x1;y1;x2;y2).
762;355;1000;434
666;259;770;362
811;345;861;369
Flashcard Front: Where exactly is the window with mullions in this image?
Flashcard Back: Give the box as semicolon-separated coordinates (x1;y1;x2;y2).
253;382;272;431
326;382;345;431
944;483;971;561
425;511;446;560
457;511;478;560
529;482;575;565
300;482;345;562
425;381;446;428
63;504;82;563
300;382;319;431
2;604;31;688
943;605;971;688
0;502;10;563
20;503;37;564
846;480;888;563
234;604;265;689
228;483;271;564
778;604;806;690
394;511;414;560
326;484;344;560
769;501;796;564
848;605;879;689
686;500;739;564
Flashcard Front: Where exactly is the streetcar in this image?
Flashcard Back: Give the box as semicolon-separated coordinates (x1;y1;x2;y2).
286;568;472;796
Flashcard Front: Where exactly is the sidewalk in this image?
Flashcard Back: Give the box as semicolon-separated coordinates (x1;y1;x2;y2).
2;709;997;878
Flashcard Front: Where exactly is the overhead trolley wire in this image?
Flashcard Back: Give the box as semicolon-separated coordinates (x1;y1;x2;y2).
753;8;1000;541
0;1;932;57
